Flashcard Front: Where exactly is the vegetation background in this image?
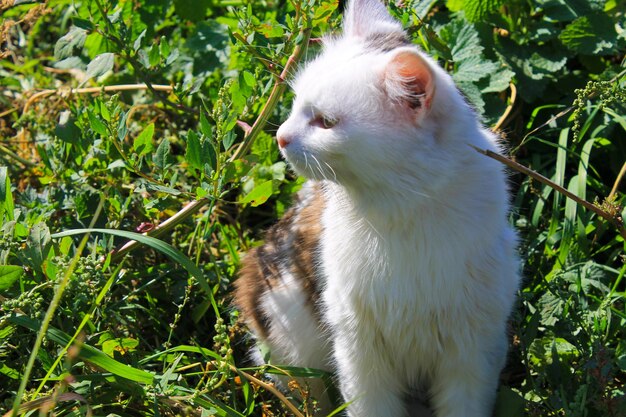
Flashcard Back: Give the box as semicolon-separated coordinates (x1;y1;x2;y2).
0;0;625;416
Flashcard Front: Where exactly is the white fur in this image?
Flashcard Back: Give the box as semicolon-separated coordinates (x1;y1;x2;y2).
268;1;520;416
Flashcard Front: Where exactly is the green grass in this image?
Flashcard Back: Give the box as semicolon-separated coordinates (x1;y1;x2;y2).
0;0;625;416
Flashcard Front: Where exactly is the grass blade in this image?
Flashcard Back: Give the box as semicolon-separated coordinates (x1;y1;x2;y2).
51;228;219;316
8;315;154;384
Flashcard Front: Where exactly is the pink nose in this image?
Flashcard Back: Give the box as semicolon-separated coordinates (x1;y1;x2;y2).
277;134;291;148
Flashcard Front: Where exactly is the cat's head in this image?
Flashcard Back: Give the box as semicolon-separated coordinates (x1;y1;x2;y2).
276;0;477;196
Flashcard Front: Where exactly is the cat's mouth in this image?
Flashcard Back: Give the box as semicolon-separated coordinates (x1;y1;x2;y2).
281;147;338;183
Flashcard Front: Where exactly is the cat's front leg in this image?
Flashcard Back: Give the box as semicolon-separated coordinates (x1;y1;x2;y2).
332;326;408;417
428;332;507;417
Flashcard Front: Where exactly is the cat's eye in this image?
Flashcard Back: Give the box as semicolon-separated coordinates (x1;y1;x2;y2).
312;114;339;129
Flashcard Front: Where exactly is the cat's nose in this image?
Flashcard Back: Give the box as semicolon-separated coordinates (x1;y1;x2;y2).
276;133;291;148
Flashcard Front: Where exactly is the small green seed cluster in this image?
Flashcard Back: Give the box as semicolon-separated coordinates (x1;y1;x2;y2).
212;80;235;145
205;317;234;390
1;289;45;319
572;80;626;141
54;255;106;313
213;318;233;359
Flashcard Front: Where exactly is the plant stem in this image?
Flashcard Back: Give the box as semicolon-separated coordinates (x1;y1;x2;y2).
0;143;36;167
229;22;312;162
228;364;305;417
469;144;626;240
22;84;173;114
609;161;626;201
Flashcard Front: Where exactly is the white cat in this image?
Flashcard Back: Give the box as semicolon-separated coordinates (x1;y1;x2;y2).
234;1;520;416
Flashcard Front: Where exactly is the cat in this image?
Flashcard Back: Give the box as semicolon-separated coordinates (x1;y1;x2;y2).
233;0;520;416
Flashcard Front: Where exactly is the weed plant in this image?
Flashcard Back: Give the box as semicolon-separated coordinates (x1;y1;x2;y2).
0;0;625;416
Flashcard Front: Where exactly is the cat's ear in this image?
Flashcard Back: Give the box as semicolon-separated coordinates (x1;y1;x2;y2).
343;0;404;38
383;48;435;111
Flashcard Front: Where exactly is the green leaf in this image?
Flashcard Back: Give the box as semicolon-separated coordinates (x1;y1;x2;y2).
134;123;155;157
258;21;285;38
453;55;498;83
154;138;172;171
559;13;618;55
0;166;15;222
241;180;274;207
0;362;20;379
9;315;154;384
102;338;139;357
445;20;483;62
0;265;23;291
25;223;52;274
54;26;87;60
462;0;503;22
71;18;94;32
186;130;203;170
203;140;217;173
199;112;213;138
480;67;514;93
88;110;108;136
86;53;115;80
148;44;161;67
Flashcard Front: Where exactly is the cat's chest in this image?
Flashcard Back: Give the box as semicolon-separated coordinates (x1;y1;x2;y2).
319;198;466;310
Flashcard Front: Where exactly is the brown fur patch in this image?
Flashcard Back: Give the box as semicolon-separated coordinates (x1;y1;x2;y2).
233;183;326;339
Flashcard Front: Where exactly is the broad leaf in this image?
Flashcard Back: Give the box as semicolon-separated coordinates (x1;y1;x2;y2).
0;265;23;291
134;123;155;157
54;26;87;60
86;53;115;80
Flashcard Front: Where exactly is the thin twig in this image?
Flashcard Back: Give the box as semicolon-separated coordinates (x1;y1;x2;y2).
228;364;305;417
231;32;280;76
111;199;209;261
230;23;312;162
0;142;36;167
493;83;517;132
22;84;173;114
469;144;626;240
609;161;626;201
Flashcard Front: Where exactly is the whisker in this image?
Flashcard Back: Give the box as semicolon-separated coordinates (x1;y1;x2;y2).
323;161;337;182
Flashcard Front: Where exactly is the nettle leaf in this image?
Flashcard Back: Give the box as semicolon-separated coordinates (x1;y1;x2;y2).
134;123;155;157
54;26;87;60
559;13;618;55
480;67;515;93
462;0;503;22
86;53;115;80
445;20;483;62
539;0;606;21
453;55;498;83
456;81;485;114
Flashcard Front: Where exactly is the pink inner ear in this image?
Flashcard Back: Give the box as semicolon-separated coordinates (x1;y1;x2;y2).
386;50;434;108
